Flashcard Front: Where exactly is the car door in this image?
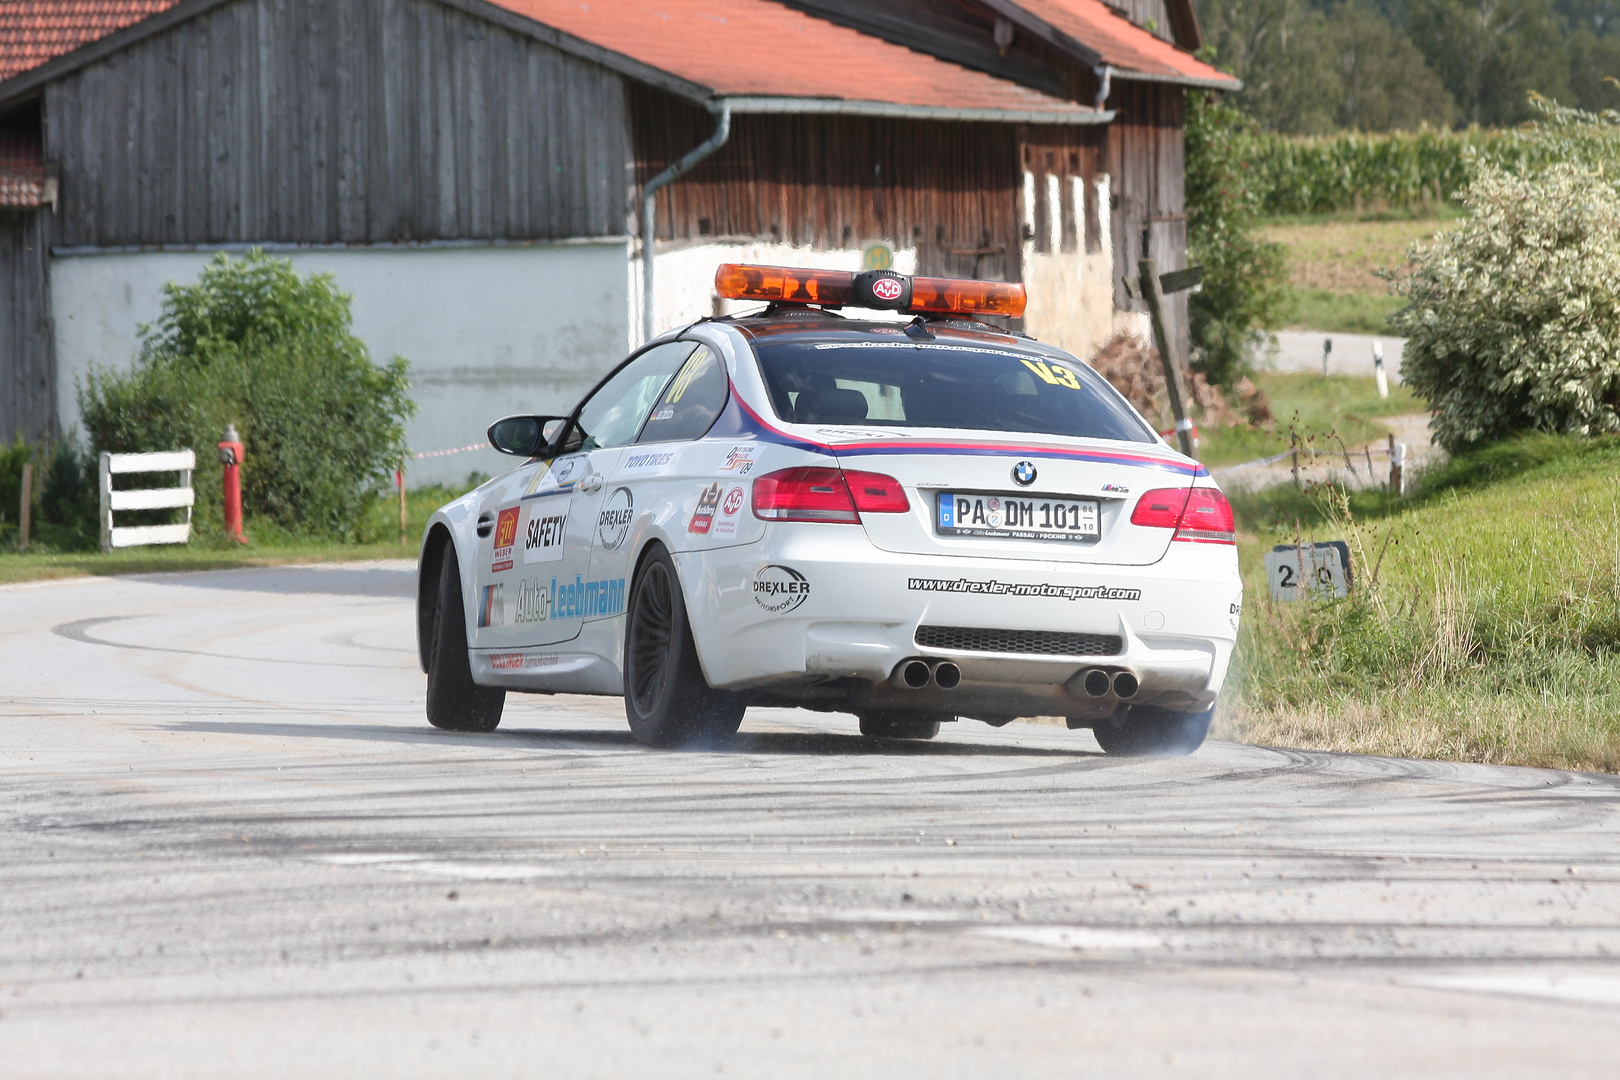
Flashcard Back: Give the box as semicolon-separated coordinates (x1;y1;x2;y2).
587;341;732;592
472;340;699;650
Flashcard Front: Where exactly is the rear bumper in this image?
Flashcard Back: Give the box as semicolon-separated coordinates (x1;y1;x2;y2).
677;523;1241;720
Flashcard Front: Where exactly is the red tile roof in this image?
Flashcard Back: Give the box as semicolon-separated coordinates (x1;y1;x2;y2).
1013;0;1237;87
493;0;1095;115
0;1;179;84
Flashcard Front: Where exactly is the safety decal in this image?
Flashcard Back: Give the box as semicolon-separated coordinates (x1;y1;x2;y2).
477;584;505;628
688;482;723;534
490;506;520;573
596;487;633;549
522;505;567;564
753;565;810;613
713;484;747;538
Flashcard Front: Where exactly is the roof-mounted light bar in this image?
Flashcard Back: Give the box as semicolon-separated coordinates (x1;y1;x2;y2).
715;263;1027;319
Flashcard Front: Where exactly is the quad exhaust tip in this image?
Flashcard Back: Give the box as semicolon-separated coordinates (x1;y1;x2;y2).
1079;667;1139;700
892;659;962;691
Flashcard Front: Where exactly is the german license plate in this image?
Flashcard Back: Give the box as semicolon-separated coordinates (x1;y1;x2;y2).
936;492;1100;542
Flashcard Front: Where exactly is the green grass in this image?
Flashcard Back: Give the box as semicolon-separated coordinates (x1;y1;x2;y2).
1198;371;1421;468
0;482;475;585
1281;288;1406;335
1220;434;1620;772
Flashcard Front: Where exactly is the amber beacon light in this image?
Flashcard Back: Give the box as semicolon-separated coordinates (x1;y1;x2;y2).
715;263;1027;319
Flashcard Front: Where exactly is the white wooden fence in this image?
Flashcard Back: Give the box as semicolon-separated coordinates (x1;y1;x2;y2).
99;450;196;553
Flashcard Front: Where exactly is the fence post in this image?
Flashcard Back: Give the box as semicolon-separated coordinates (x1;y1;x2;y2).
397;467;407;545
99;452;112;553
18;463;32;550
1137;257;1195;457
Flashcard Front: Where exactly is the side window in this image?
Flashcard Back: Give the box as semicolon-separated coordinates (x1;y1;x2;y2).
637;345;728;444
568;342;697;452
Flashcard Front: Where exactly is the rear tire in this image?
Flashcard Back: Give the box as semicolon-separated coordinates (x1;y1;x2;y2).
858;713;943;740
425;543;506;732
623;544;745;748
1092;704;1212;757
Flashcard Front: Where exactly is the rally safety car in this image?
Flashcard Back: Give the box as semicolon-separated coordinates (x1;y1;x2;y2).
416;263;1242;755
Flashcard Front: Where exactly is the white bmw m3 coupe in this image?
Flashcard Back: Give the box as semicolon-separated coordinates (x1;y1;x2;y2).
417;264;1242;754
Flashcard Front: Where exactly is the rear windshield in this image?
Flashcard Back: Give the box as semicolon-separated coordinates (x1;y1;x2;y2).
752;337;1157;443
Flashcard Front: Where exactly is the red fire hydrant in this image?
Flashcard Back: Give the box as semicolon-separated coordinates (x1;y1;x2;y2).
217;424;247;543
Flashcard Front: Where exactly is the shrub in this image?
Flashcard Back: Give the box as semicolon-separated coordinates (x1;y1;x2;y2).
1389;163;1620;453
1184;91;1289;389
80;251;415;540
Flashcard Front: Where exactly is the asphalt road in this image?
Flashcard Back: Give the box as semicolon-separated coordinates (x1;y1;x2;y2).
4;562;1620;1078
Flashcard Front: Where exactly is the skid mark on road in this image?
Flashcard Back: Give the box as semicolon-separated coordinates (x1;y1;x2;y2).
53;615;399;670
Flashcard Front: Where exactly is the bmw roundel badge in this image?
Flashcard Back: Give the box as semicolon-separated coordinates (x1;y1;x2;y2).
1012;460;1037;486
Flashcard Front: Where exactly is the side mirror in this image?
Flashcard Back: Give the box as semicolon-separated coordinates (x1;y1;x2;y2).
487;415;569;457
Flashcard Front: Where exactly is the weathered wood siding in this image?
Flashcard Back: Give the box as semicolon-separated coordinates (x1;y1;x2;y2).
1018;126;1106;256
45;0;632;247
632;88;1022;283
1105;0;1174;42
0;210;53;442
1105;81;1187;353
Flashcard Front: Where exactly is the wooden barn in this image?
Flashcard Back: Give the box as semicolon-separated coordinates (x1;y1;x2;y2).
0;0;1233;482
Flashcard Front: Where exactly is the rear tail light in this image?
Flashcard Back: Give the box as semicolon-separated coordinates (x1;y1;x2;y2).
1129;486;1235;544
752;467;909;523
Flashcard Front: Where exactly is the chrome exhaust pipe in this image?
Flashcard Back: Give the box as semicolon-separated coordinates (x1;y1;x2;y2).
1080;668;1112;697
1111;671;1139;699
891;659;932;690
931;661;961;690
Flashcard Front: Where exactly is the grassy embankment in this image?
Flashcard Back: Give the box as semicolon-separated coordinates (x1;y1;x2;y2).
1217;434;1620;772
1197;371;1421;468
1260;207;1458;335
0;483;471;585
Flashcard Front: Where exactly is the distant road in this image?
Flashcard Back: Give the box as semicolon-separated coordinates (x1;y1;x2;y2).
4;565;1619;1078
1260;330;1407;380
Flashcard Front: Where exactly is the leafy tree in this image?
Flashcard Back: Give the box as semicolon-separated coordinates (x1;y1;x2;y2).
1407;0;1572;125
80;251;415;540
1326;4;1458;129
1184;91;1290;388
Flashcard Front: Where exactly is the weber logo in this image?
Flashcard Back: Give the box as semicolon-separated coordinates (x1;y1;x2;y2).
490;506;520;572
753;565;810;613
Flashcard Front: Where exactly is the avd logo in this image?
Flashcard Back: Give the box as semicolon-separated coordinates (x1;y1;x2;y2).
871;276;904;301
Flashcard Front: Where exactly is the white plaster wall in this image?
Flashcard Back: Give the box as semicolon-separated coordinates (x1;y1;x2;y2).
51;240;632;486
639;241;919;343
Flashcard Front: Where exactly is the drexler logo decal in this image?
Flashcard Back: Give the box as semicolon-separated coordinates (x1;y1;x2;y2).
753;565;810;613
597;487;633;549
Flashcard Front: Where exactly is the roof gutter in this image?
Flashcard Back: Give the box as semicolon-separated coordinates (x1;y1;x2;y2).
1108;68;1243;92
642;102;731;346
719;96;1112;125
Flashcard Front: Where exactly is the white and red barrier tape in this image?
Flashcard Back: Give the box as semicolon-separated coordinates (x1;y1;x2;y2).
411;442;486;460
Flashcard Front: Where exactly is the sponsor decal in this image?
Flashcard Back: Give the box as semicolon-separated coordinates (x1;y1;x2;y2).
1102;483;1130;494
688;482;722;534
622;450;676;471
596;487;634;550
524;455;585;498
490;506;520;572
718;445;758;475
753;565;810;613
489;652;562;671
713;483;747;538
515;579;550;623
522;505;567;564
871;276;904;302
907;577;1141;602
477;584;505;628
651;405;675;421
869;326;903;334
550;575;626;620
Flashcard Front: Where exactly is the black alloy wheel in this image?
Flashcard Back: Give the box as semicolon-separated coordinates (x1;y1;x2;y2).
425;543;506;732
857;713;943;740
623;544;744;748
1091;704;1213;757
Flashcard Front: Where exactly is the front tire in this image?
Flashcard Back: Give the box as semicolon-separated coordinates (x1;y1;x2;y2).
1092;704;1212;757
623;544;744;748
425;543;506;732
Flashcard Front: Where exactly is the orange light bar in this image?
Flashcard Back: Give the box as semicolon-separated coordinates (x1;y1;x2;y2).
715;264;855;307
909;275;1027;318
